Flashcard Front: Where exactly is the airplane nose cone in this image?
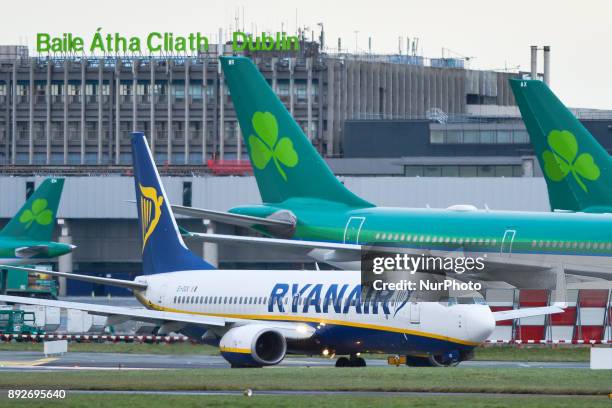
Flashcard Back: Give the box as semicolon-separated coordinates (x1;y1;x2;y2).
465;305;496;343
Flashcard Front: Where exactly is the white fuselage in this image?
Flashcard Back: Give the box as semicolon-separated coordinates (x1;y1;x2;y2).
134;269;495;355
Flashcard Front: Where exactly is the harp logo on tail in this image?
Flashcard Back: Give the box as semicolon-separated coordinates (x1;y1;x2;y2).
139;183;164;252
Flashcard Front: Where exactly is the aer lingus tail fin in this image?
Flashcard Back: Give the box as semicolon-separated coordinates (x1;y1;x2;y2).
219;56;373;208
0;178;64;241
510;79;612;212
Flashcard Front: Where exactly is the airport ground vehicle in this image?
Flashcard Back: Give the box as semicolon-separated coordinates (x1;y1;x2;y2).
0;309;43;335
0;266;57;299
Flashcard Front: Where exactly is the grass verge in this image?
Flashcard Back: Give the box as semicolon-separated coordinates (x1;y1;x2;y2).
1;394;611;408
0;367;610;395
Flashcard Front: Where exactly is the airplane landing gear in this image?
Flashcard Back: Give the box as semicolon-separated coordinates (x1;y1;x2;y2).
335;355;366;367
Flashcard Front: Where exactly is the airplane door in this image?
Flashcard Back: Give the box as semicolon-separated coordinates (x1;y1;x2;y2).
344;216;366;244
409;302;420;324
500;229;516;255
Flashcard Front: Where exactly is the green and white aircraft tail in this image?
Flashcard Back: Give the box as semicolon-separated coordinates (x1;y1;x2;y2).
0;178;65;241
220;56;372;208
0;178;73;265
510;79;612;213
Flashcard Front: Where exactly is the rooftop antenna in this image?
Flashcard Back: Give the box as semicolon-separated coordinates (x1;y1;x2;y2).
353;30;359;53
234;10;239;37
317;22;324;51
398;36;402;55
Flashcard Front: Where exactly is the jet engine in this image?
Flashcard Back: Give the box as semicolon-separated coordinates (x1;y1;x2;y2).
219;324;287;368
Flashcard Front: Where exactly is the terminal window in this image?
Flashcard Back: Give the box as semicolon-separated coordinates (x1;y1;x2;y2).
430;129;530;144
404;165;523;177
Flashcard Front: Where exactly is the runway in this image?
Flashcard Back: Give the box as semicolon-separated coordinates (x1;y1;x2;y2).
0;351;589;371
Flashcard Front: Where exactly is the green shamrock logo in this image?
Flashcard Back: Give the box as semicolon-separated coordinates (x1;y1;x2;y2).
248;111;298;181
18;198;53;228
542;130;600;192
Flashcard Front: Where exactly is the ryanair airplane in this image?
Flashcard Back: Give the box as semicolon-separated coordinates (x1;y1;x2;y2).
0;133;561;368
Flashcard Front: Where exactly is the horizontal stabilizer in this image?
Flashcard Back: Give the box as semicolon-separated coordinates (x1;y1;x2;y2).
0;265;147;291
185;232;362;252
171;205;294;228
492;305;565;322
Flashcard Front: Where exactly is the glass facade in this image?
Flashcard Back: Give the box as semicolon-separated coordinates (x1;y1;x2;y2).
404;164;523;177
430;129;529;144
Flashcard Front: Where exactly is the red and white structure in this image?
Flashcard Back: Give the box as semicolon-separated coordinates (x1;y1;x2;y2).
486;288;612;344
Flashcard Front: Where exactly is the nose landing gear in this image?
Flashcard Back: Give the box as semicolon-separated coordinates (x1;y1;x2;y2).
335;354;366;367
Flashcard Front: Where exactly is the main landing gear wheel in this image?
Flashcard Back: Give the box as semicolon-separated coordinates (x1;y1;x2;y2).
351;356;366;367
335;357;350;367
335;355;367;367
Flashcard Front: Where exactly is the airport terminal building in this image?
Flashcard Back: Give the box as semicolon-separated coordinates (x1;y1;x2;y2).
0;42;522;166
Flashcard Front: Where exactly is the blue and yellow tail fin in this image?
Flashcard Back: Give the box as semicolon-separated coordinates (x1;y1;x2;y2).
131;132;215;274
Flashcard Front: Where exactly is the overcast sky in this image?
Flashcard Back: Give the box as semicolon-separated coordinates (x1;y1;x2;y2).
4;0;611;109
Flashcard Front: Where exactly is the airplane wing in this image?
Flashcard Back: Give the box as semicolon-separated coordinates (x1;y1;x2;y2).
0;295;315;340
171;205;294;228
492;305;565;321
126;200;293;228
0;265;148;291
